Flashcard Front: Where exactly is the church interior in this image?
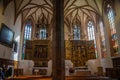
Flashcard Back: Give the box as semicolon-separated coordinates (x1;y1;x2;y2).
0;0;120;80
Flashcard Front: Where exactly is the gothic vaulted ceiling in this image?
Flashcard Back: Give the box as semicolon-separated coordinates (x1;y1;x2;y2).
3;0;104;27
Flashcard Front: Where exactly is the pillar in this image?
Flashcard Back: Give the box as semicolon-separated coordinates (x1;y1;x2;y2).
52;0;65;80
102;13;113;68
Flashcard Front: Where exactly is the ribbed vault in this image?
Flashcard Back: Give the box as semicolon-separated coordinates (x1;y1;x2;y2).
3;0;104;29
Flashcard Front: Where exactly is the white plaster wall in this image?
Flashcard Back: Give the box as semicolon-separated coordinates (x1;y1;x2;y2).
0;1;21;60
0;1;13;59
64;24;71;40
18;60;34;75
12;14;21;61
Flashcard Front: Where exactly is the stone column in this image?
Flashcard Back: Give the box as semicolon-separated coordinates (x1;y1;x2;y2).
52;0;65;80
102;13;113;68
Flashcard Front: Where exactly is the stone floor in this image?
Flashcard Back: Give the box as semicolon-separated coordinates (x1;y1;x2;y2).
6;76;111;80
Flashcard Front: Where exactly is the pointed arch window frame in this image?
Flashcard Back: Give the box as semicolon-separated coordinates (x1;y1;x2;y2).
87;21;95;41
87;21;98;58
73;25;81;40
107;4;119;55
22;22;32;59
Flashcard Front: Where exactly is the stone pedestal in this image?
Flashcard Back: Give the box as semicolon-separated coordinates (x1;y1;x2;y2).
47;60;73;76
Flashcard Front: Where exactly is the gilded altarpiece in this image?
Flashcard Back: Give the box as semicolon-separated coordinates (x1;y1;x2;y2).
25;40;95;67
25;40;50;67
65;40;96;67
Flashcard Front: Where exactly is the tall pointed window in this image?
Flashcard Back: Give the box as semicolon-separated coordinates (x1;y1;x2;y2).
39;27;47;40
22;23;32;59
107;4;118;56
87;21;97;57
100;21;107;58
73;25;80;40
24;24;32;40
87;21;95;40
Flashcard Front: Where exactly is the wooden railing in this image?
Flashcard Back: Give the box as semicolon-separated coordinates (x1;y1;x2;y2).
105;57;120;79
14;68;23;77
0;58;14;66
106;67;120;78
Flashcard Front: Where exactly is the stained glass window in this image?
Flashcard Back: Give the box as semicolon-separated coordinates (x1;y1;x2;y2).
73;25;80;40
87;21;95;40
24;24;32;40
87;21;97;57
107;4;119;56
22;23;32;59
100;21;107;58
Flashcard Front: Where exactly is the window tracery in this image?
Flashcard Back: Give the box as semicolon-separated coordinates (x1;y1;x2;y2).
73;25;80;40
